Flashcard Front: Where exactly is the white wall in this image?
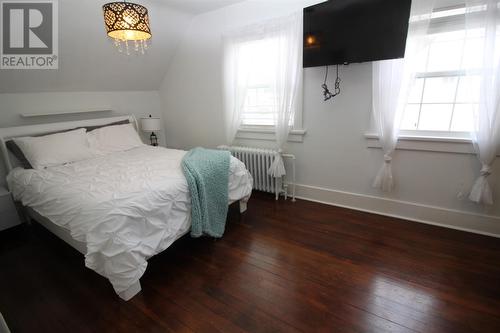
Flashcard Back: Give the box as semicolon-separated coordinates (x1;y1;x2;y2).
0;90;165;183
0;0;193;93
159;0;500;235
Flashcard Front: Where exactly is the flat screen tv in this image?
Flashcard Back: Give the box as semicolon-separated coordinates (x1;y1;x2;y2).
303;0;412;68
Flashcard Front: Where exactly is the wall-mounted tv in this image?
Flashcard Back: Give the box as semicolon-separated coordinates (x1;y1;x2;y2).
303;0;412;68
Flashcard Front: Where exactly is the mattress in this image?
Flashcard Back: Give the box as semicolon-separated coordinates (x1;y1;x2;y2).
7;146;253;298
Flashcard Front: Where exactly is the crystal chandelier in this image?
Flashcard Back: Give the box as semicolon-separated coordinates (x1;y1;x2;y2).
103;1;152;55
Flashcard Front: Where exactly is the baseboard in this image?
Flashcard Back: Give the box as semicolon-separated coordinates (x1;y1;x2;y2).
290;183;500;238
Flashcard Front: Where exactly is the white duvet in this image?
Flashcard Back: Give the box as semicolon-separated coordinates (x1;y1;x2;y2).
7;146;253;298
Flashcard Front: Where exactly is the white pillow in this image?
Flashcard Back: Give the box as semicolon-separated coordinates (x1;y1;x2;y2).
87;123;144;153
14;128;95;170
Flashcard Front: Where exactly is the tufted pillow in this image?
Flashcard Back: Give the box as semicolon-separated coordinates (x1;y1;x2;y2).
13;128;95;170
87;123;144;154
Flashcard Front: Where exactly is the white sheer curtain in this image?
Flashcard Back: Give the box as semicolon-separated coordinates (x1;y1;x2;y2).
372;60;405;192
371;0;435;192
268;12;303;178
466;0;500;205
222;13;303;178
222;35;251;144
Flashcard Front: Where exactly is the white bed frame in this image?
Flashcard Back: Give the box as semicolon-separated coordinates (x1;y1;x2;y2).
0;115;248;301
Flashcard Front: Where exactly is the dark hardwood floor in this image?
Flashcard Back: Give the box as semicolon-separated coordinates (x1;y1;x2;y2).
1;192;500;333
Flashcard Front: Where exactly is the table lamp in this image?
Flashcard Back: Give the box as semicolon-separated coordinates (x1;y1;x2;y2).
140;115;161;146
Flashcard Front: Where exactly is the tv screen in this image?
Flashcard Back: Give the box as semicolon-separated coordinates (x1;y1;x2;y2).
303;0;412;68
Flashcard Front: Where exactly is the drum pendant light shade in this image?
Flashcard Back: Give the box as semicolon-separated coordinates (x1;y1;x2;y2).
103;2;152;54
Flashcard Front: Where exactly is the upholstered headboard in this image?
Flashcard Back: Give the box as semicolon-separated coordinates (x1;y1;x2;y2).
0;115;138;185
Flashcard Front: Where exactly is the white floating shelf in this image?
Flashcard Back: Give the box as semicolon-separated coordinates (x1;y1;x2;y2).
21;109;112;118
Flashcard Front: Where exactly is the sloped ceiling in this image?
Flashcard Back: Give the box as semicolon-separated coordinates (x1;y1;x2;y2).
0;0;194;93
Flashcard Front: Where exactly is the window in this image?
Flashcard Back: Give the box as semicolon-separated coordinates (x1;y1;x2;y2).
239;38;280;127
223;13;303;143
236;37;301;130
400;6;500;137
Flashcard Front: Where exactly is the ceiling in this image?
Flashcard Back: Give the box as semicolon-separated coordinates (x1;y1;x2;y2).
161;0;246;15
0;0;246;93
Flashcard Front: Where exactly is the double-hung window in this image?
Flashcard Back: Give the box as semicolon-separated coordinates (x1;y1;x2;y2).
400;5;499;138
223;13;304;144
239;38;281;127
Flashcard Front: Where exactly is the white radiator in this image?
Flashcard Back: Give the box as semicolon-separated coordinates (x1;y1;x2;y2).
218;145;295;201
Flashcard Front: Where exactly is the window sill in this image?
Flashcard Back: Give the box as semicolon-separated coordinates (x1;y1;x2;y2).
236;127;307;142
364;132;477;154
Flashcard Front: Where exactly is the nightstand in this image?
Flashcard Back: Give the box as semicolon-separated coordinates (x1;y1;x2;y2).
0;187;21;231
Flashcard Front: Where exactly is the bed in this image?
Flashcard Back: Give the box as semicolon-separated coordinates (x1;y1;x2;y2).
0;115;253;301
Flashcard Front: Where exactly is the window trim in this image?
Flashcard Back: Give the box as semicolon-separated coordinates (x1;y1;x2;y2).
364;132;477;154
365;131;500;156
236;126;307;142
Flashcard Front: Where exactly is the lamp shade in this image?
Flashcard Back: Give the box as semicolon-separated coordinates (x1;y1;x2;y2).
103;2;152;41
140;116;161;132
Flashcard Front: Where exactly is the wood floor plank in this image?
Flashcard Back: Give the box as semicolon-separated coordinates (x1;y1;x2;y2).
1;191;499;332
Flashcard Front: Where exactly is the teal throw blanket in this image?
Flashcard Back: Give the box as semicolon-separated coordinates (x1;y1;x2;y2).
181;147;231;238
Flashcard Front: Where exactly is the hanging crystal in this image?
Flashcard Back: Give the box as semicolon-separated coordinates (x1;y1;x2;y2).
111;38;151;56
114;38;121;53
